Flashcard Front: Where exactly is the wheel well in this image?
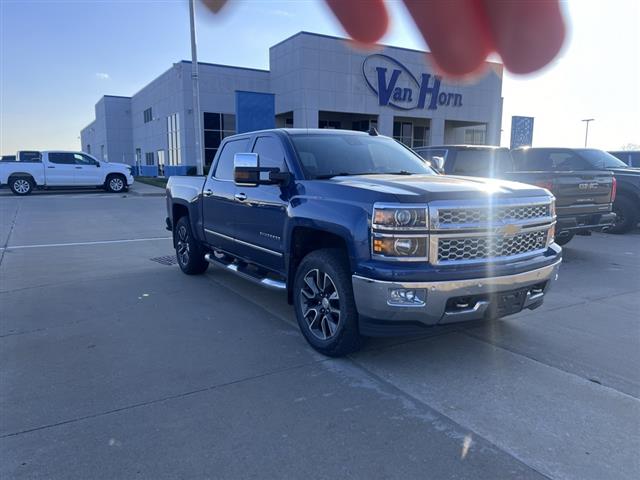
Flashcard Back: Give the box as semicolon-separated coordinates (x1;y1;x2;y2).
9;173;35;183
287;227;349;303
105;172;127;184
616;189;639;206
172;204;189;229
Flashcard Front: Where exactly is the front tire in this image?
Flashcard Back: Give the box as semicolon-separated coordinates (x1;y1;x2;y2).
293;249;363;357
174;216;209;275
9;176;34;196
555;232;574;246
609;196;638;234
105;174;126;193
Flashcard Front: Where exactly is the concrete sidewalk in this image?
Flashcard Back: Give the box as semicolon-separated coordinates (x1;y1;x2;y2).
127;181;166;197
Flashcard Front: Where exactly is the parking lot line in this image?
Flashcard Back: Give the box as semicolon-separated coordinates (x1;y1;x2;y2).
0;237;171;250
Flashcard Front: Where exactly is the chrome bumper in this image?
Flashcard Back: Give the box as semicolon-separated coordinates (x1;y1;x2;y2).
352;259;561;326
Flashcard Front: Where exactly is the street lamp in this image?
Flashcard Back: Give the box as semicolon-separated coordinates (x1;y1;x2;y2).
189;0;204;176
581;118;594;148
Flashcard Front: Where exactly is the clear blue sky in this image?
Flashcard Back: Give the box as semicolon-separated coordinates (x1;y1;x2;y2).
1;0;638;155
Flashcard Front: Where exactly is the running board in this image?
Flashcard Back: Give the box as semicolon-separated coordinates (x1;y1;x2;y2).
204;253;286;291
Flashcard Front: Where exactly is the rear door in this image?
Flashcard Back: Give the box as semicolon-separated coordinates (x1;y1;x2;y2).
45;152;77;186
201;136;251;254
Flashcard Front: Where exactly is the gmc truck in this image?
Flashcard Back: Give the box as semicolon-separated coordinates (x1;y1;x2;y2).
0;150;134;195
512;148;639;234
166;129;561;356
415;145;616;245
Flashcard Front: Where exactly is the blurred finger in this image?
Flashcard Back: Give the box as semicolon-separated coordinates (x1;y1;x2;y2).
403;0;493;77
482;0;565;74
201;0;228;14
325;0;389;45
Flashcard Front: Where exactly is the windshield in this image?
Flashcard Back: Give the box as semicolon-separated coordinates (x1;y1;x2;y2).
290;134;434;179
579;149;629;169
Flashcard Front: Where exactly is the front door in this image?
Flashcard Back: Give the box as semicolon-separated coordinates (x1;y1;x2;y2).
202;137;251;254
232;135;289;272
45;152;78;186
73;153;102;185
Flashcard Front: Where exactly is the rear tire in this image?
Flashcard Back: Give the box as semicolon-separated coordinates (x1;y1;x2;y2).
555;233;574;246
9;176;34;196
174;216;209;275
105;174;126;193
293;248;363;357
609;196;638;234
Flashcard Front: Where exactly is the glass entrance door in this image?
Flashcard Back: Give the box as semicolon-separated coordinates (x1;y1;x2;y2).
157;150;166;177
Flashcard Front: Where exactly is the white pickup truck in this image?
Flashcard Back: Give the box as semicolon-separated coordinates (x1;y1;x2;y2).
0;150;134;195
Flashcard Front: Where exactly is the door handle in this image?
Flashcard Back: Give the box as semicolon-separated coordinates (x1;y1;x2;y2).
75;166;82;169
234;193;247;202
203;189;214;197
47;166;55;169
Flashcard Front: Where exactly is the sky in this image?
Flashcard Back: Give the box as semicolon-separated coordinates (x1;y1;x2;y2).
1;0;638;155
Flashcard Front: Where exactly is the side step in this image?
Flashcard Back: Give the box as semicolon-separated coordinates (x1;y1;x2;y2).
204;253;286;291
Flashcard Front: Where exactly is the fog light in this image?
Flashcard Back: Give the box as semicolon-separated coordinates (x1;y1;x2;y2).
388;288;426;306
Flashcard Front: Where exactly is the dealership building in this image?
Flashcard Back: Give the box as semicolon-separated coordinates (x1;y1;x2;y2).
81;31;503;176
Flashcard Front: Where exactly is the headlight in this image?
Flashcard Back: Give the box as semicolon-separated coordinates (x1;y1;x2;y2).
549;198;556;218
372;234;428;260
547;224;556;246
373;205;427;230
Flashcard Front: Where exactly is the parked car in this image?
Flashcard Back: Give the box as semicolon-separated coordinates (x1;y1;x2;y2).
0;150;134;195
1;155;17;162
414;145;616;245
609;151;640;167
166;129;561;356
512;148;639;234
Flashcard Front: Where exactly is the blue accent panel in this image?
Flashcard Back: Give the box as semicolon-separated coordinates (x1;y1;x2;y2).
510;116;535;149
235;91;275;134
137;165;159;177
164;165;189;176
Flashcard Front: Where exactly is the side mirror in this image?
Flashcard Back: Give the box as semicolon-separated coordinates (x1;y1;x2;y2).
431;156;445;174
95;161;101;167
234;152;260;186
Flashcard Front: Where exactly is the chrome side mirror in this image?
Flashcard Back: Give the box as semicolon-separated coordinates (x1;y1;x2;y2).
234;152;260;186
431;156;445;174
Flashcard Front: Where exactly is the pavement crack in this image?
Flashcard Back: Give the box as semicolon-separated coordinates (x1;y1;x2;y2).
0;357;332;439
0;202;20;267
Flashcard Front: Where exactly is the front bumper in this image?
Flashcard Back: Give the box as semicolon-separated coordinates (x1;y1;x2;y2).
352;258;561;335
126;173;135;186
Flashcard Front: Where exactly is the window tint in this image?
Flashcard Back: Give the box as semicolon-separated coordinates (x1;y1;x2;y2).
0;155;16;162
48;153;75;165
74;153;98;166
213;138;250;180
18;151;41;163
252;136;287;171
513;150;587;171
451;149;513;176
579;149;628;169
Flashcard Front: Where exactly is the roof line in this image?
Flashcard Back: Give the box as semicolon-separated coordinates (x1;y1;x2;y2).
180;60;269;73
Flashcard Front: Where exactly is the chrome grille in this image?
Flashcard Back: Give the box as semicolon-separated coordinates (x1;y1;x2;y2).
438;204;550;226
438;230;547;263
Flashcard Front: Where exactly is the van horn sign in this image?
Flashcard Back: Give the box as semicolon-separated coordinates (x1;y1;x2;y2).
363;54;463;111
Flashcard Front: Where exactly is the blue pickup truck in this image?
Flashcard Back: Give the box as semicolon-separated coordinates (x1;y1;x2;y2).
166;129;561;356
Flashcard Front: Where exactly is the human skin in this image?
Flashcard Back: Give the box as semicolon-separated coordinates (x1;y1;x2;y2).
201;0;566;78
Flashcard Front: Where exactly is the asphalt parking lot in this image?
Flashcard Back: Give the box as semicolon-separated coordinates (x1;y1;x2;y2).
1;190;639;480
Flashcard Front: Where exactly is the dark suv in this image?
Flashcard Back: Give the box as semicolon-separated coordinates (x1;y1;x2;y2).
609;151;640;168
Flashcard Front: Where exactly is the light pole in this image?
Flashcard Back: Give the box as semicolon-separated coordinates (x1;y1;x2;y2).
581;118;594;148
189;0;204;175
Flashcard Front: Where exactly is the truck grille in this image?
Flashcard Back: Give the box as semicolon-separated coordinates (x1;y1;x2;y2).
438;204;550;226
438;230;548;263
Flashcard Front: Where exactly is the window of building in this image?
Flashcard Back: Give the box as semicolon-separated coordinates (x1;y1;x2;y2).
213;138;249;180
87;145;91;154
145;152;155;166
319;120;341;129
393;121;430;148
135;148;142;165
464;129;486;145
100;145;105;160
252;136;287;171
204;112;236;169
144;108;153;123
167;113;181;166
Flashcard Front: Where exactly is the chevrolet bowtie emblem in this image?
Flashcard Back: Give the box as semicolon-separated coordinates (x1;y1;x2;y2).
501;223;522;236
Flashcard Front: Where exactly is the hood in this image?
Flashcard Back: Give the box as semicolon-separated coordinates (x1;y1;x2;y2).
106;162;131;170
327;174;548;201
